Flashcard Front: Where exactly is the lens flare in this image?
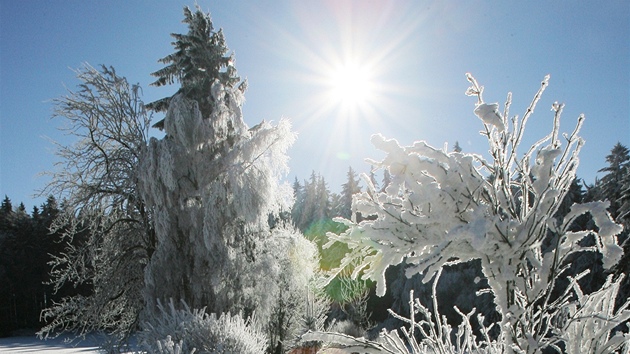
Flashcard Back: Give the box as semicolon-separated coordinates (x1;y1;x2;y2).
328;61;373;107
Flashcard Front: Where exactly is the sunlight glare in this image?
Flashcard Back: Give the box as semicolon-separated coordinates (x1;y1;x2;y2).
329;61;373;107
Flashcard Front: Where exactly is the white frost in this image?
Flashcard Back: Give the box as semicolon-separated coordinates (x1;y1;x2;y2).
474;102;505;132
323;75;628;354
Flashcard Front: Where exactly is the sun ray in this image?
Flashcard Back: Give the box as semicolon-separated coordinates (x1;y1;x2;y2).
253;1;429;178
327;60;374;108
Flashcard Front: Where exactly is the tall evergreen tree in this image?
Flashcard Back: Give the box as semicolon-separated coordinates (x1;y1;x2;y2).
31;206;40;219
291;177;306;228
619;169;630;225
139;8;315;352
602;145;630;302
40;195;59;223
0;196;12;230
339;166;361;219
453;140;463;153
329;192;342;221
595;142;630;218
0;203;38;332
296;171;319;231
146;6;246;128
40;8;316;352
292;176;303;197
368;168;379;194
315;175;332;221
1;196;12;214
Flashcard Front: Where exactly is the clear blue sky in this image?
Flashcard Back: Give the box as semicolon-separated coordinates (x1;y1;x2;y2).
1;1;629;209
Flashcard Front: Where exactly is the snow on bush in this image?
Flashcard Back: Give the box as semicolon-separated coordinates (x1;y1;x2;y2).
308;75;630;353
139;299;267;354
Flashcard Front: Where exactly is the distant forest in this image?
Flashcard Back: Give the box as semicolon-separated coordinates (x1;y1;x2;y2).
1;142;629;337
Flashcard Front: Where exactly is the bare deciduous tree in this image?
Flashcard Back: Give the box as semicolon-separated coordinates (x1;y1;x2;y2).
39;64;154;342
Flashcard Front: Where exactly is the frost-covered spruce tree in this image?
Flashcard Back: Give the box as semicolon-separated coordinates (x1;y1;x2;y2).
139;7;315;349
315;75;629;353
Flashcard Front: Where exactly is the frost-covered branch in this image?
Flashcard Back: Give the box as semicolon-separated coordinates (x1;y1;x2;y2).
39;64;153;342
323;74;628;353
304;269;503;354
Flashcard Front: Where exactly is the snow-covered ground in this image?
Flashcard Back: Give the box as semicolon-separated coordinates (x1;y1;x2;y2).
0;334;101;353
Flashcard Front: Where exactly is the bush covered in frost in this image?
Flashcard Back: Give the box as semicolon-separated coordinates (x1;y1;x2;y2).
304;75;630;353
139;300;267;354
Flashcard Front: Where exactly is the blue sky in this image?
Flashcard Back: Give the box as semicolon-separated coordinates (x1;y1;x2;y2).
1;1;629;209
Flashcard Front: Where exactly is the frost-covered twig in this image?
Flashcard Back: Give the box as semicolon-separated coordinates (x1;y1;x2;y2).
304;281;503;354
323;74;627;354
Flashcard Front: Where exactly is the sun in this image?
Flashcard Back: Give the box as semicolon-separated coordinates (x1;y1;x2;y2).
328;61;373;107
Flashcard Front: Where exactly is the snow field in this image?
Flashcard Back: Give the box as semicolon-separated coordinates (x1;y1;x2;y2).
0;335;100;353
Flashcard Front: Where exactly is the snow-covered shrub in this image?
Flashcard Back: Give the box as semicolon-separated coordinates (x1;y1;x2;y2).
384;259;498;338
283;284;334;353
556;273;630;353
304;268;503;353
261;225;320;352
325;275;373;334
327;320;365;338
139;300;267;354
315;74;630;353
154;336;186;354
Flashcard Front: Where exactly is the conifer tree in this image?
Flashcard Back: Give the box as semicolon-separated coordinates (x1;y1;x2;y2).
146;6;246;128
329;192;343;222
31;206;40;219
40;195;59;223
339;166;361;219
315;175;332;221
295;172;319;231
453;140;462;153
0;196;69;334
16;203;26;214
1;196;12;215
595;142;630;218
291;177;305;227
587;143;630;286
139;9;314;350
368;168;379;192
0;196;12;232
619;170;630;225
40;9;315;351
293;177;303;197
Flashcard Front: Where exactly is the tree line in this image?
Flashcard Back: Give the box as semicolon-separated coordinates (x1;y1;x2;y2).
0;195;91;336
0;165;363;337
2;141;627;338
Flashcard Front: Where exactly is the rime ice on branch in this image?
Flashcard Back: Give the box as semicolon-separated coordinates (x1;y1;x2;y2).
322;74;629;353
39;65;152;340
